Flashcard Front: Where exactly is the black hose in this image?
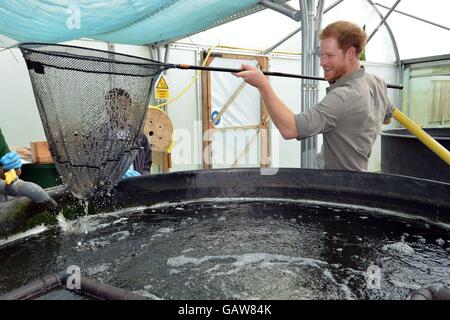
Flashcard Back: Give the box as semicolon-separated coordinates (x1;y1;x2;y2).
0;272;148;300
409;286;450;300
0;273;65;300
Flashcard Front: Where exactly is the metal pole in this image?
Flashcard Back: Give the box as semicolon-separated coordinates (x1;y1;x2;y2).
366;0;402;115
311;0;324;168
367;0;402;43
260;0;301;21
262;0;345;55
300;0;309;168
147;44;155;60
375;3;449;31
263;27;302;55
163;44;170;75
306;0;313;168
314;0;324;76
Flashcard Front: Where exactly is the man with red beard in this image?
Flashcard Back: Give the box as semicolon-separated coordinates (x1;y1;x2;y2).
234;21;394;171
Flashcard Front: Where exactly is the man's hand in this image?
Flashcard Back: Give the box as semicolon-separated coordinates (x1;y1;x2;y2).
233;64;269;89
122;168;141;179
234;64;298;140
0;151;22;171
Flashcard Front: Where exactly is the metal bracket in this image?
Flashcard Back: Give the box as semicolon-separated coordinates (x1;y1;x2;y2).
260;0;302;21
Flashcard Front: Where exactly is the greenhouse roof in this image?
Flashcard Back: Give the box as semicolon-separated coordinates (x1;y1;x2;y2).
0;0;281;45
0;0;448;62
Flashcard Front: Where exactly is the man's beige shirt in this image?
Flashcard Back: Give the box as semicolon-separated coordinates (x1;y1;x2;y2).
295;67;394;171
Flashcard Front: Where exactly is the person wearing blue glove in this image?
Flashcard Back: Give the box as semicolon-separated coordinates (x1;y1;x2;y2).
123;168;141;178
104;88;152;180
122;133;152;180
1;129;58;212
0;129;22;178
1;151;22;171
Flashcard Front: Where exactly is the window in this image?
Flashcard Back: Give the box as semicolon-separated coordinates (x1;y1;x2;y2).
429;79;450;123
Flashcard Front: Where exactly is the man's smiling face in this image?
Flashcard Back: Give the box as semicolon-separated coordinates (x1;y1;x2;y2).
320;37;349;82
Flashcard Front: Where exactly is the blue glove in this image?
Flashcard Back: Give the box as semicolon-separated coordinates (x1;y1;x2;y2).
0;151;22;170
122;168;141;179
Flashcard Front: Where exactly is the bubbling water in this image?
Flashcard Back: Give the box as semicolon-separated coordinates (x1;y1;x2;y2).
1;199;449;300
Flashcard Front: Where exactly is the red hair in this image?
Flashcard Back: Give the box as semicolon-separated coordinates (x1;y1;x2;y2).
320;21;367;56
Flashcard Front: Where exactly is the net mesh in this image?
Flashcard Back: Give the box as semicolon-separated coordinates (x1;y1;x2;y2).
19;43;165;199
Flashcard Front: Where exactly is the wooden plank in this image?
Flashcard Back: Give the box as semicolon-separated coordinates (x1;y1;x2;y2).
211;80;247;126
211;52;259;61
201;52;214;169
30;141;53;164
257;56;271;168
232;132;259;168
202;52;271;169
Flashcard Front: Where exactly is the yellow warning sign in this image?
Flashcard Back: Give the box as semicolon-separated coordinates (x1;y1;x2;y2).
155;75;169;99
156;76;169;89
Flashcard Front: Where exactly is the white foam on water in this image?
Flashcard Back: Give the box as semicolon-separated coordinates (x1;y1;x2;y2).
112;217;129;225
133;289;164;300
322;269;355;300
88;239;110;248
157;227;173;234
58;206;147;235
169;269;180;274
146;197;450;231
167;252;328;269
206;264;222;273
382;242;415;255
56;212;70;232
107;230;130;241
166;252;371;299
0;224;48;247
85;263;112;276
389;279;422;290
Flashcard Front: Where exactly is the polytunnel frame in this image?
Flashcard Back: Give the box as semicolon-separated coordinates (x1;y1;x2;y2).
292;0;448;168
205;0;445;168
150;0;407;169
260;0;403;168
162;0;446;168
1;0;442;168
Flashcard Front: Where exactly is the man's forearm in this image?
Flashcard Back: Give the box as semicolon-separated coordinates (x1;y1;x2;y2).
233;64;299;139
258;83;298;139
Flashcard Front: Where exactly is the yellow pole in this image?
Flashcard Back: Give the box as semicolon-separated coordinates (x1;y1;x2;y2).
392;108;450;166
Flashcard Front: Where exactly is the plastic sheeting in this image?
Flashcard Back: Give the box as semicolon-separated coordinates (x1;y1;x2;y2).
209;57;261;168
0;0;260;45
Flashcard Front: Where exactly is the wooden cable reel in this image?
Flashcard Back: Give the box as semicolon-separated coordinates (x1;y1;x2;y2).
144;107;174;152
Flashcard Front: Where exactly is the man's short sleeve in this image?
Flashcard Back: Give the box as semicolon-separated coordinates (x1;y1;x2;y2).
376;77;395;123
384;99;395;123
295;92;345;139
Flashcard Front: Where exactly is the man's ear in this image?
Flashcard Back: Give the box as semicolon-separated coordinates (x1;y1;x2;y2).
346;47;357;60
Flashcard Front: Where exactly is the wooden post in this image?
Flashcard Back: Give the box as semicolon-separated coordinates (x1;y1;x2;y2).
201;52;270;169
201;52;214;169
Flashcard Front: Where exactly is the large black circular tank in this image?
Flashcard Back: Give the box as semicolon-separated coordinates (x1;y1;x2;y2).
1;169;450;300
381;128;450;183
